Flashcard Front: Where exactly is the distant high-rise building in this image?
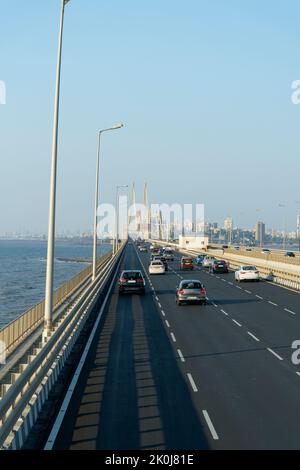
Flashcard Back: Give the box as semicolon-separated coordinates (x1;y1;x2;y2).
255;221;265;245
224;217;233;231
224;218;233;244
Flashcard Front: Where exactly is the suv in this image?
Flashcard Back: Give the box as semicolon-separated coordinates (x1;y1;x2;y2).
176;280;207;306
118;270;145;295
180;257;194;270
164;249;174;261
209;260;228;273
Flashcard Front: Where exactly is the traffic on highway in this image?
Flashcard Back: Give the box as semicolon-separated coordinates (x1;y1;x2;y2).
44;240;300;450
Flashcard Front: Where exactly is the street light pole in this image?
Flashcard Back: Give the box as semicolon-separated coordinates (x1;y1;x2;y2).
114;185;128;255
43;0;70;341
92;124;124;280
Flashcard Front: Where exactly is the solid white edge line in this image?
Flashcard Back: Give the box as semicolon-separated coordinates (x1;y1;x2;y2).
202;410;219;440
187;373;198;392
44;250;124;449
247;331;260;342
267;348;283;361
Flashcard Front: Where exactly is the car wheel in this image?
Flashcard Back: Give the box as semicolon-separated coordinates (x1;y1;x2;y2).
176;300;181;306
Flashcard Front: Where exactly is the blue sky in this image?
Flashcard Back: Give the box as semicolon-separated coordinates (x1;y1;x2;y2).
0;0;300;234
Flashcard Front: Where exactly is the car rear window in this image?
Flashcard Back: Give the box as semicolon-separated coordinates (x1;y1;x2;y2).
152;261;163;266
242;266;257;271
122;271;143;279
181;282;202;289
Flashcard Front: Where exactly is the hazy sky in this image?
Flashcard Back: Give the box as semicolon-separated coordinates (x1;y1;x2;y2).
1;0;300;234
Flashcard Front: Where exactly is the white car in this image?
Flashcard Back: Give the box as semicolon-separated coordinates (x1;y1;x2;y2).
235;265;260;282
149;260;165;275
202;256;216;268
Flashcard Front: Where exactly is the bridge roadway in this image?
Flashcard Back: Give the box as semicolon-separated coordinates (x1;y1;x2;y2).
48;242;300;450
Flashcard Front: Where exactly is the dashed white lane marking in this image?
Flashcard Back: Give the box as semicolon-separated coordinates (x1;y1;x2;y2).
236;286;242;290
268;301;278;307
247;331;260;342
177;349;185;362
212;302;218;307
221;279;226;282
158;302;162;308
245;290;252;294
170;332;177;343
284;308;296;315
296;372;300;377
232;319;242;327
267;348;283;361
155;296;159;301
255;295;263;299
161;310;166;317
187;373;198;392
229;282;233;285
221;309;228;316
202;410;219;440
165;320;170;328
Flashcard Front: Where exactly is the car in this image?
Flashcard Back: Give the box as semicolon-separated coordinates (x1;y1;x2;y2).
160;256;169;271
222;245;229;249
245;248;252;251
149;260;165;275
261;248;271;255
151;254;162;261
202;256;216;268
149;244;155;250
234;246;240;250
118;270;145;295
176;280;207;306
209;260;229;273
180;257;194;270
235;265;260;282
195;254;205;265
163;249;174;261
284;251;295;257
139;245;147;252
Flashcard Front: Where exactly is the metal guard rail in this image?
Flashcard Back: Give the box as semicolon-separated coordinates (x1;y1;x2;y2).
0;242;126;449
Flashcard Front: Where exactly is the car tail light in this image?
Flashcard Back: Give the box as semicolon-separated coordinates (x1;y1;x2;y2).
240;272;246;275
137;278;144;283
119;278;126;283
200;288;206;294
178;289;184;294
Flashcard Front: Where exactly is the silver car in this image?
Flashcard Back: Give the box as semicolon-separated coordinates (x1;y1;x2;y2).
176;280;207;306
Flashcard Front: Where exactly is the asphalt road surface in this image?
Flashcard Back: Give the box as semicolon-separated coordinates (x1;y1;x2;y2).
49;242;300;450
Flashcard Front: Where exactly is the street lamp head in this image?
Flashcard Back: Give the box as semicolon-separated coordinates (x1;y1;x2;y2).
112;123;124;129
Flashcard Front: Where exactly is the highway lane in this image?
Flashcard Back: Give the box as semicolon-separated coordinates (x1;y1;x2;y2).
48;243;300;450
50;243;210;450
136;247;300;448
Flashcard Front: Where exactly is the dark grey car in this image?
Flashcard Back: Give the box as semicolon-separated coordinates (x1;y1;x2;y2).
176;280;207;306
